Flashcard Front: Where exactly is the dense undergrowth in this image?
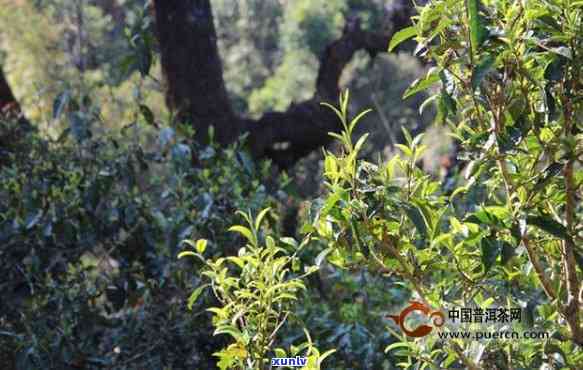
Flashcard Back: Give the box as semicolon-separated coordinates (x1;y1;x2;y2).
0;114;288;368
0;0;582;369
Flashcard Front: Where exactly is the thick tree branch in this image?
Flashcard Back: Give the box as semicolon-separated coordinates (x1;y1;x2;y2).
248;11;415;168
154;0;240;144
153;0;417;167
561;89;582;346
316;17;411;100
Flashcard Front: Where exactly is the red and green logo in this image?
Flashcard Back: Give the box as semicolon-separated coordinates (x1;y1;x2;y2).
387;301;445;337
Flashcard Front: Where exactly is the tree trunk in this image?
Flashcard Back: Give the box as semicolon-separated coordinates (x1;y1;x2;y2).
153;0;416;168
0;67;22;116
0;66;33;166
154;0;240;145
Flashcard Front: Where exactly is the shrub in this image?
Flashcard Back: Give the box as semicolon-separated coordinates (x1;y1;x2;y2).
179;209;335;370
296;0;583;367
0;115;289;369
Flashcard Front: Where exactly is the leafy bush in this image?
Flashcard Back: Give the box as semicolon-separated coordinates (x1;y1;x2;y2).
190;7;583;359
179;209;335;369
0;114;289;369
299;0;583;366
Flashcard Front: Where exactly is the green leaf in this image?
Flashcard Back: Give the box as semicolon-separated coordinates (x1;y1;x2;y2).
465;206;506;226
228;225;255;243
321;102;345;127
388;26;417;52
137;45;152;77
236;151;255;177
320;191;343;217
317;349;337;366
471;54;495;91
483;206;510;223
449;185;469;201
328;132;345;143
341;89;350;118
25;210;42;230
419;94;439;115
353;133;369;154
255;208;271;231
315;248;333;267
324;155;338;176
53;91;70;120
481;237;501;272
467;0;487;52
547;46;572;60
385;342;413;353
532;162;562;193
177;251;197;259
139;104;157;128
227;256;246;269
195;239;208;254
395;144;413;157
431;207;448;240
187;284;209;310
404;203;428;240
57;127;71;142
385;155;400;180
119;54;137;75
403;71;440;99
401;127;413;146
349;109;372;132
501;241;515;266
437;78;457;118
214;325;245;343
274;348;287;358
216;354;235;370
527;215;568;240
280;237;298;248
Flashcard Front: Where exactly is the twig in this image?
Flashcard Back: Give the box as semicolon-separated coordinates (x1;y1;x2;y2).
267;311;289;347
119;339;163;365
451;342;481;370
371;92;396;148
521;234;557;301
381;231;430;306
560;79;582;345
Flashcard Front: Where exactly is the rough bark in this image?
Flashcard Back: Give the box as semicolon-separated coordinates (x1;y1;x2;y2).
153;0;417;168
154;0;240;145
